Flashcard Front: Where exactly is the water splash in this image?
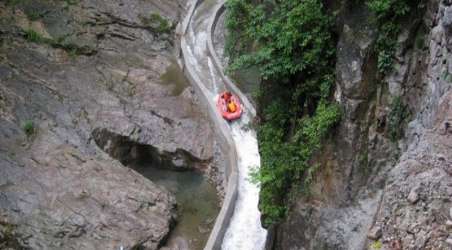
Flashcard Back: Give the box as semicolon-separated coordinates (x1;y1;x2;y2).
221;121;267;250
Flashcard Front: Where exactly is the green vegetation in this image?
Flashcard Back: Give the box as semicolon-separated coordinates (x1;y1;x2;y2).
26;9;46;21
225;0;340;226
387;96;409;141
22;120;35;137
442;71;452;83
142;13;172;34
225;0;426;226
366;0;426;143
414;24;427;50
358;149;370;174
22;29;94;56
255;101;340;224
24;29;46;43
370;240;382;250
226;0;335;81
4;0;24;7
367;0;426;75
62;0;78;5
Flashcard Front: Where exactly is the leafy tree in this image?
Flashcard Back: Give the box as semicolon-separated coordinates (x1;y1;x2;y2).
225;0;340;225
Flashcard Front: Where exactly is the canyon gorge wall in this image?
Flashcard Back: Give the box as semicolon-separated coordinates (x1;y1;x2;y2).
270;0;452;249
0;0;224;249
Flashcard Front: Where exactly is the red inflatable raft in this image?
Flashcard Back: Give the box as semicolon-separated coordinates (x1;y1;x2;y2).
216;91;243;121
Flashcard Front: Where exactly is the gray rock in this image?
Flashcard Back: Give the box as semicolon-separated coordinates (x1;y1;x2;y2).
367;226;382;240
198;224;210;234
446;237;452;246
407;189;420;204
267;0;452;249
445;220;452;229
0;0;224;249
443;6;452;30
160;236;189;250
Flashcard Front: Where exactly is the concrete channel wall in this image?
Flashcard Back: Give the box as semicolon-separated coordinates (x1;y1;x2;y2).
177;1;239;249
206;1;256;117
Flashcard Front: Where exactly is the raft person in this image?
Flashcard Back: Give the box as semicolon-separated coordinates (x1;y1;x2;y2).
227;99;237;113
222;91;232;100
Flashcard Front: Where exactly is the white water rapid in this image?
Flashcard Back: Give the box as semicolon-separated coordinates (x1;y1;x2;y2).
183;0;267;249
222;121;267;250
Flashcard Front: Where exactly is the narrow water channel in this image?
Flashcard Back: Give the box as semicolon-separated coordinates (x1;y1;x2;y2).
183;0;268;249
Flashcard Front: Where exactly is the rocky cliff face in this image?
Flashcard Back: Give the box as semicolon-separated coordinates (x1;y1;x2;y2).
0;0;223;249
270;0;452;249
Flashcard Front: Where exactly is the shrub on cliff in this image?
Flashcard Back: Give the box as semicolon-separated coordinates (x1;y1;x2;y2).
226;0;340;226
388;96;410;141
255;101;341;225
367;0;427;75
22;120;35;137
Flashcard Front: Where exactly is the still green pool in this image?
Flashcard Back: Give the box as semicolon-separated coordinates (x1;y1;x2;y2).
131;164;220;250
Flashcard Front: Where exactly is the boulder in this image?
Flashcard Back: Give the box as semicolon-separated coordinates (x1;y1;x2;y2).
407;189;420;204
367;226;382;240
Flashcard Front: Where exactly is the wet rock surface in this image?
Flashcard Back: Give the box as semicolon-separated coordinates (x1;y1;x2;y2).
0;0;224;249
